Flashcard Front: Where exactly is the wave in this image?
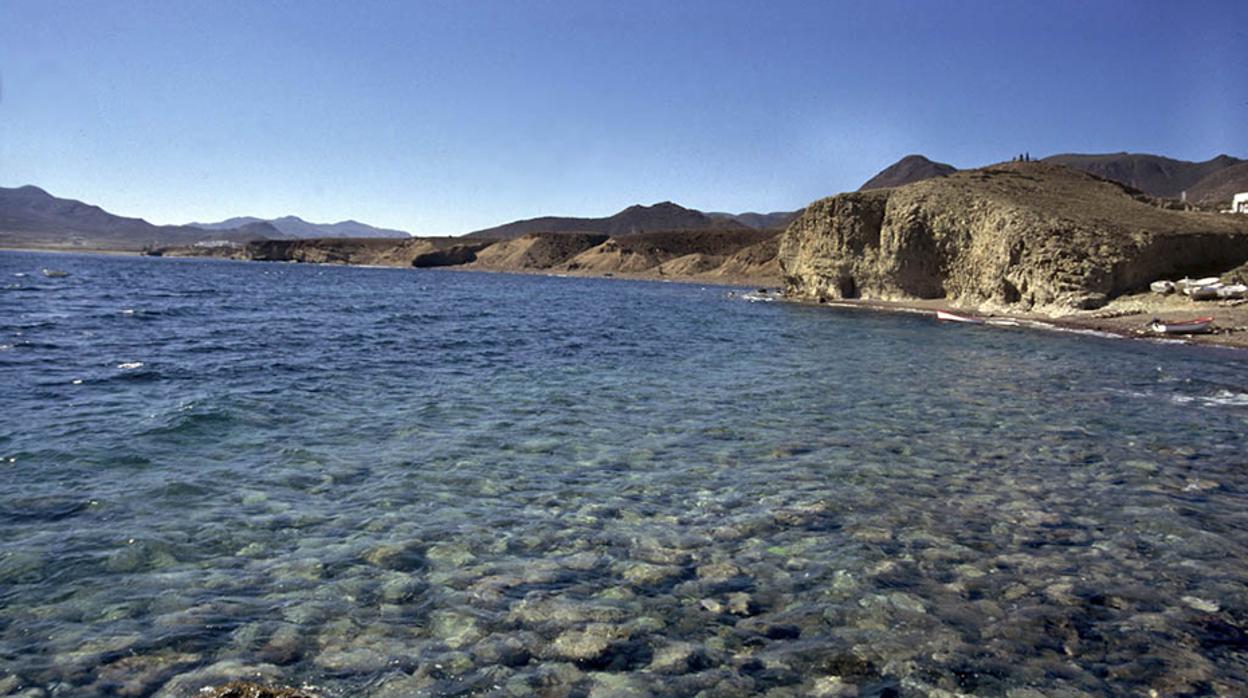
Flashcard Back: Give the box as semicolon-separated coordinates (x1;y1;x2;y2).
1171;390;1248;408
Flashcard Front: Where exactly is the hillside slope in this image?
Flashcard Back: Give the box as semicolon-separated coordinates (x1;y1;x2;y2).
1042;153;1242;198
561;229;778;276
1185;161;1248;206
780;162;1248;313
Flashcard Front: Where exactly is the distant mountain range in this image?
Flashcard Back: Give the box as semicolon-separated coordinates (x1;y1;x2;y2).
1041;153;1245;202
856;152;1248;204
5;151;1245;252
464;202;805;240
0;185;278;251
190;215;410;239
707;210;802;230
464;201;752;239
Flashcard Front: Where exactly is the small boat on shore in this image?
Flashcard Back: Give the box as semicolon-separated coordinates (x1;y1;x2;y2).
1187;285;1222;301
1216;284;1248;300
41;269;69;278
1150;316;1214;335
935;310;984;324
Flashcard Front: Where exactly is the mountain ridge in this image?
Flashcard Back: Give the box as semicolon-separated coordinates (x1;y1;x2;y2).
1041;152;1244;200
463;201;752;239
191;214;410;239
0;185;279;250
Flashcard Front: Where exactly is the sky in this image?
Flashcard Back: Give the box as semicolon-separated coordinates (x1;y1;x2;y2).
0;1;1245;235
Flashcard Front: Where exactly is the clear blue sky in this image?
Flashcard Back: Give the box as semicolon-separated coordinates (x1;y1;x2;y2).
1;1;1245;235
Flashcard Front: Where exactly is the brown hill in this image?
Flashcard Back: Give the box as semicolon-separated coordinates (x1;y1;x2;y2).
469;232;609;270
705;236;782;282
780;162;1248;313
859;155;957;191
1041;153;1242;199
1186;161;1248;206
561;228;778;277
464;201;745;239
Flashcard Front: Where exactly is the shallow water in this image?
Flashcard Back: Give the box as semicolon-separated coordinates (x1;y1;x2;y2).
2;251;1247;697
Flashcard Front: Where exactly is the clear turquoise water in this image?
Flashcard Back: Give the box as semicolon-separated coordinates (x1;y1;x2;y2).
2;250;1247;697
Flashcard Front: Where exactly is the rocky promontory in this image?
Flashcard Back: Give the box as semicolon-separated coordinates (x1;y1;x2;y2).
779;162;1248;314
157;228;785;286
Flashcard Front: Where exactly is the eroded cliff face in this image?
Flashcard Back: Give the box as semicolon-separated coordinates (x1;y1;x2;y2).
779;163;1248;313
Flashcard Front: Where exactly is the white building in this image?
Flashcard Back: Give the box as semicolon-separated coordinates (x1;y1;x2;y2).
1234;193;1248;214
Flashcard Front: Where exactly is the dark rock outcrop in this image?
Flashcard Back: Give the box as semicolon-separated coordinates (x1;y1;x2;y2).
411;243;489;267
780;162;1248;313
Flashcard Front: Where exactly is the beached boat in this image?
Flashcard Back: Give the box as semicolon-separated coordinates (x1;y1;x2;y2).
41;269;69;278
1150;317;1214;335
935;310;984;324
1178;276;1220;291
1216;284;1248;299
1150;280;1176;294
1187;285;1222;301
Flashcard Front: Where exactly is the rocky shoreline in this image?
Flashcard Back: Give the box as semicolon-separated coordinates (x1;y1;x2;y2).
784;294;1248;350
9;240;1248;350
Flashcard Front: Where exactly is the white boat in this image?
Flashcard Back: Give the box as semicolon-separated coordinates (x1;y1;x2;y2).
1150;316;1214;335
1179;276;1220;289
1216;284;1248;299
41;268;69;278
740;292;775;302
1150;280;1176;294
1186;285;1222;300
935;310;984;324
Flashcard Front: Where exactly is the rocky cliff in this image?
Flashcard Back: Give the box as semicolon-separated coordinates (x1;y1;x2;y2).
779;162;1248;313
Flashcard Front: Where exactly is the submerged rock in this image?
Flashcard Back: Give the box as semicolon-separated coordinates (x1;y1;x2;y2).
197;681;317;698
93;652;201;697
361;541;426;571
154;661;284;698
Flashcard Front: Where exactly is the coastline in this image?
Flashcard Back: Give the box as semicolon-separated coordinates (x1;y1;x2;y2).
0;244;144;257
7;245;1246;351
787;295;1248;351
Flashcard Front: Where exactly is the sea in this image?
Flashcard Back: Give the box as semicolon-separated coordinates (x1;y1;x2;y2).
2;250;1247;697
